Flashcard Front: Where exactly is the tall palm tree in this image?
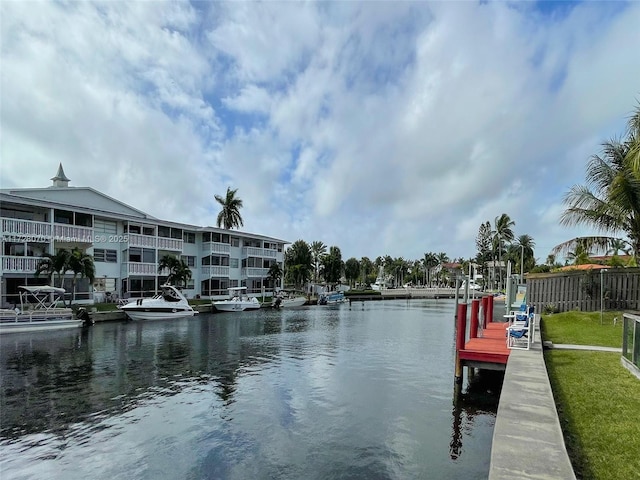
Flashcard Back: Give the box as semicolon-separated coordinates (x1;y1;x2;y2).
554;107;640;264
513;234;536;274
493;214;515;290
423;252;438;287
607;238;631;256
67;247;96;303
35;249;71;288
215;187;244;230
310;241;327;283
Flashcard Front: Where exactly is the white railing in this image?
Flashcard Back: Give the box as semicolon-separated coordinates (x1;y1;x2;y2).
157;237;182;251
122;262;158;276
243;247;277;258
128;233;156;248
1;256;42;273
243;267;269;278
203;242;230;254
201;266;230;277
53;225;93;243
2;218;52;240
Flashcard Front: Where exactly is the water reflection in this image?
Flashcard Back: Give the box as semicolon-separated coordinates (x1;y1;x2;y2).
1;300;500;480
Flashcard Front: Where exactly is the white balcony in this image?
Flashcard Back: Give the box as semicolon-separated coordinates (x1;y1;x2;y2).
243;267;269;278
243;247;277;258
1;256;42;273
53;224;93;243
2;218;52;240
128;233;157;248
157;237;183;251
122;262;158;276
201;266;230;277
203;242;230;254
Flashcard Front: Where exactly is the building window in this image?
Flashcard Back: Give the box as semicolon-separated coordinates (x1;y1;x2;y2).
128;248;155;263
4;242;25;256
75;212;93;227
231;237;240;247
94;249;117;263
181;255;196;267
54;209;73;225
230;258;239;268
94;219;118;234
158;226;170;238
183;232;196;244
143;226;155;236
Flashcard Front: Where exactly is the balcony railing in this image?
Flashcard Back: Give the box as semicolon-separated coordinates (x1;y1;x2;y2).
122;262;158;276
1;256;42;273
201;266;230;277
53;225;93;243
157;237;183;251
243;267;269;278
2;218;52;240
243;247;277;258
128;233;156;248
203;242;230;254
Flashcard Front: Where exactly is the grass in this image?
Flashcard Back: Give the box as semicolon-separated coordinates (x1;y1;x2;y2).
541;310;623;348
542;310;640;479
545;350;640;480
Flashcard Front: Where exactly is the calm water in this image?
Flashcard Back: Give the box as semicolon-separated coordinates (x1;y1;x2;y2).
0;299;500;480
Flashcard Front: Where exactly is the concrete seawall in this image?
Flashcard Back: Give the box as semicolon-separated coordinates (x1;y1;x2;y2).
489;321;576;480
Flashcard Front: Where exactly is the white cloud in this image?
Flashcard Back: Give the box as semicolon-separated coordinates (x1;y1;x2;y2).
2;1;640;263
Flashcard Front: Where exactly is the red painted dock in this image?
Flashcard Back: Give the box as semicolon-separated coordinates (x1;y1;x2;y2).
455;296;510;379
459;322;510;369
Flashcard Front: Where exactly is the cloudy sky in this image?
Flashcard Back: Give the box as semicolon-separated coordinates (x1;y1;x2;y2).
1;1;639;264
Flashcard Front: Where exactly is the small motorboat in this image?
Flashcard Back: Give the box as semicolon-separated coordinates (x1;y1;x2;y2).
0;285;88;334
318;291;347;305
272;292;307;309
213;287;261;312
120;285;198;321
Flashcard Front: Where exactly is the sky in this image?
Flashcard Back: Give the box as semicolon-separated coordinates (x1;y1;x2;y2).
1;1;639;264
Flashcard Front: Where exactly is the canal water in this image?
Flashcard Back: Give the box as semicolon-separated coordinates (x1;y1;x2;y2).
0;299;500;480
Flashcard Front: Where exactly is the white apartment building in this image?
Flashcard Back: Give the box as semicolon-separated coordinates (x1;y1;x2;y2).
0;165;288;306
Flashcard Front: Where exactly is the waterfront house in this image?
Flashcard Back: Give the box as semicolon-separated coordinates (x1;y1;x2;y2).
0;165;288;306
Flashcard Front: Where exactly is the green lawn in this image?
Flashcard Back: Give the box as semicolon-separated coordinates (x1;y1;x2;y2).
543;310;640;480
541;310;623;348
545;350;640;480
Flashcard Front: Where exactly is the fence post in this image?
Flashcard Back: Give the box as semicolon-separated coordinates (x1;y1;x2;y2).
470;299;480;338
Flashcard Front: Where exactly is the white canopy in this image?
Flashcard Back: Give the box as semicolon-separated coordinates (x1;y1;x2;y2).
19;285;66;294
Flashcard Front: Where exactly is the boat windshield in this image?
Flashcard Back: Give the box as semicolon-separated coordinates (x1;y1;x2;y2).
161;287;182;302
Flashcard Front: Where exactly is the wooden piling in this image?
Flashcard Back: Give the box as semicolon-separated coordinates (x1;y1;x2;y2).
454;303;468;384
470;299;480;338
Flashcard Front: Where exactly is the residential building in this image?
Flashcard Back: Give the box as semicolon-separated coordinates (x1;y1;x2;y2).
0;164;288;306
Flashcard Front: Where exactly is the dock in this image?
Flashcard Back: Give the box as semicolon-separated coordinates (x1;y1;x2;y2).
455;296;510;381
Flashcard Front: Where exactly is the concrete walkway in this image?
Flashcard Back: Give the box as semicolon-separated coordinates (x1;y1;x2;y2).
544;342;620;353
488;320;577;480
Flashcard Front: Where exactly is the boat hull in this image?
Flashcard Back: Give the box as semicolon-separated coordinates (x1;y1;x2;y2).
0;318;83;334
213;301;261;312
122;309;198;321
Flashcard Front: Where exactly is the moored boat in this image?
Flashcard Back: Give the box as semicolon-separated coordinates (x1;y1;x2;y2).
318;291;347;305
0;285;89;334
120;285;198;321
272;292;307;309
213;287;261;312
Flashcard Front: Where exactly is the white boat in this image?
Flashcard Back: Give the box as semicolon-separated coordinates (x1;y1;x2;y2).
272;292;307;309
318;291;347;305
371;266;388;291
213;287;261;312
0;285;88;334
120;285;198;321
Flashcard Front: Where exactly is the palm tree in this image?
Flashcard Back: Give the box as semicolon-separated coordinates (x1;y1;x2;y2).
423;252;438;287
284;240;313;291
267;262;283;294
35;249;71;288
158;255;192;288
513;234;536;274
215;187;244;230
67;247;96;303
493;214;515;290
554;112;640;264
310;241;327;283
606;238;631;256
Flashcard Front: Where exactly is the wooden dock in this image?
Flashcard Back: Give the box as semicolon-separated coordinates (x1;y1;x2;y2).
455;296;510;382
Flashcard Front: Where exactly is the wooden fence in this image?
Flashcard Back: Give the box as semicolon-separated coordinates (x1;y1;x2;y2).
527;268;640;313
